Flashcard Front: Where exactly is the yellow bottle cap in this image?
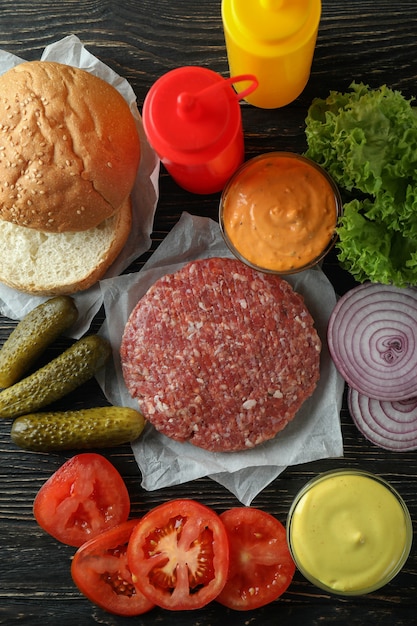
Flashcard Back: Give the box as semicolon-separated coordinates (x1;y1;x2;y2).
225;0;314;47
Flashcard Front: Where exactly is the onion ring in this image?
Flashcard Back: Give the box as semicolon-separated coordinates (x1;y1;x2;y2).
348;386;417;451
328;282;417;401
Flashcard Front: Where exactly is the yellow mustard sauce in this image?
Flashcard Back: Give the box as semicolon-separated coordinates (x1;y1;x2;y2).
288;473;411;594
221;154;339;272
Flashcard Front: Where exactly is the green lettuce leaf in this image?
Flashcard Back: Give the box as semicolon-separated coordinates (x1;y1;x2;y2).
305;82;417;286
337;200;417;287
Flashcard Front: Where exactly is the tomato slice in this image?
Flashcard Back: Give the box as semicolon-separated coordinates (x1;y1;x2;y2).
127;499;229;610
33;453;130;547
71;519;154;616
217;507;295;611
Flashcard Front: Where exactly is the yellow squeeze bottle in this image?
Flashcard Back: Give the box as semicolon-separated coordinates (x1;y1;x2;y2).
221;0;321;109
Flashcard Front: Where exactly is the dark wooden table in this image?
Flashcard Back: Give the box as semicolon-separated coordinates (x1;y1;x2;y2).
1;1;416;624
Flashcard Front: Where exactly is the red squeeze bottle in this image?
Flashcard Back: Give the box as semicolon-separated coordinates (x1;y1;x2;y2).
142;66;258;194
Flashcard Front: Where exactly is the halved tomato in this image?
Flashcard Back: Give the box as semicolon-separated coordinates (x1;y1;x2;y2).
33;453;130;547
217;507;295;611
71;519;154;616
127;499;229;610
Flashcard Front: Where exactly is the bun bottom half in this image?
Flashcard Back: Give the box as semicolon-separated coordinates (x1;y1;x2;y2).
0;198;132;296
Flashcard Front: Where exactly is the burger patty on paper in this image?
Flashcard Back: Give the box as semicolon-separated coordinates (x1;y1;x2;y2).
121;257;321;452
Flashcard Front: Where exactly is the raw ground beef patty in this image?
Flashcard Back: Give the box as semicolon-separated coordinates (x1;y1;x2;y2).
120;257;321;452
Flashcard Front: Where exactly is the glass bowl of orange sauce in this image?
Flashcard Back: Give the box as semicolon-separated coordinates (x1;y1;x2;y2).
286;469;413;595
219;152;342;274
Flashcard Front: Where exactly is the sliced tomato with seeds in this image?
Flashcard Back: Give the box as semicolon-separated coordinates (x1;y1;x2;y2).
217;507;295;611
33;453;130;547
71;519;154;616
127;499;229;610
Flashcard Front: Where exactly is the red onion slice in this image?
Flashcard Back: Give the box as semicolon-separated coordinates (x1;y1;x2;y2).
327;282;417;401
348;386;417;451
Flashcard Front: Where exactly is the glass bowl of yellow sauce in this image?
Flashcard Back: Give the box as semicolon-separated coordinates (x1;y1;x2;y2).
287;469;413;595
219;152;342;274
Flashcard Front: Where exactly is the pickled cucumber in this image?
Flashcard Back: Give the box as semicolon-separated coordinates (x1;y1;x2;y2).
0;335;111;419
0;296;78;388
11;406;146;451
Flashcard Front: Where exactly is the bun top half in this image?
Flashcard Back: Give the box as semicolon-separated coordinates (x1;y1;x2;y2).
0;61;141;232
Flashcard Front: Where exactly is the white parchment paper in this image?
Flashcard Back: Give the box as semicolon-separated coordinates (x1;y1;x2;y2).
98;212;345;505
0;35;159;336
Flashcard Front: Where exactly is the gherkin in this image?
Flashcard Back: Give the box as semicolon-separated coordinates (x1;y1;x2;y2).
11;407;146;451
0;335;111;420
0;296;78;388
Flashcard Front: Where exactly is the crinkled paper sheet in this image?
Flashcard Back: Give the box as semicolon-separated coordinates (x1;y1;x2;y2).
98;212;345;505
0;35;159;337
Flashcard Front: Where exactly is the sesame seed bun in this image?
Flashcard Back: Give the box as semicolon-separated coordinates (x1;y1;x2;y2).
0;61;141;233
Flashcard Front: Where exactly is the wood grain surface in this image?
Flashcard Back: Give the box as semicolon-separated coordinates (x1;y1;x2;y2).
1;1;417;624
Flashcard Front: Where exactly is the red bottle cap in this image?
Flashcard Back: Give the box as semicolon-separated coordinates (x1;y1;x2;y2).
142;66;257;166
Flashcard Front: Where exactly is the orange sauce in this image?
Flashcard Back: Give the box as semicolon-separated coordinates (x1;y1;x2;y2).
221;153;339;272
